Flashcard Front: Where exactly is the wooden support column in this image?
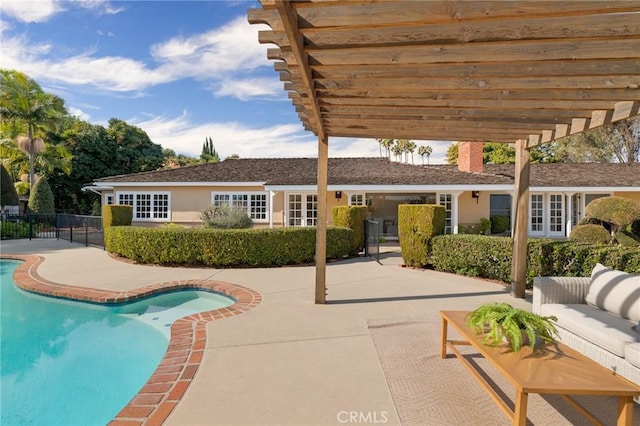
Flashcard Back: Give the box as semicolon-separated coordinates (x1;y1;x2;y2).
315;134;329;304
511;139;530;299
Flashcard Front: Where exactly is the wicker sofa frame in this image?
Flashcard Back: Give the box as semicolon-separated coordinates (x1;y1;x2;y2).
533;276;640;388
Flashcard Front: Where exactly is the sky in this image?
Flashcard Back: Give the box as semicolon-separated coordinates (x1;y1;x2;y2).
0;0;453;163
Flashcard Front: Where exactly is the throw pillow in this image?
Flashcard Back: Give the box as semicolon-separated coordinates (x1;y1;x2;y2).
586;263;640;322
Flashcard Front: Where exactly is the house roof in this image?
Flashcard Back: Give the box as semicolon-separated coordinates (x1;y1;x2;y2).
93;158;640;188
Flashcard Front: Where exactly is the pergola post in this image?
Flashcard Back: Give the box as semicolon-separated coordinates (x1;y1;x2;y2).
315;133;329;304
511;139;530;298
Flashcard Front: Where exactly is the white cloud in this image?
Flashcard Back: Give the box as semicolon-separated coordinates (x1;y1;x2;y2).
72;0;125;15
214;77;284;101
67;106;91;121
0;0;62;23
0;12;274;100
133;111;317;159
131;112;453;163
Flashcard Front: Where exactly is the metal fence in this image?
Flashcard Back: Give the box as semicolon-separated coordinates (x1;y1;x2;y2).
364;219;380;262
1;213;104;248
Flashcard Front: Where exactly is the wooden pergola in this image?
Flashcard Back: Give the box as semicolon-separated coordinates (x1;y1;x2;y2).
248;1;640;303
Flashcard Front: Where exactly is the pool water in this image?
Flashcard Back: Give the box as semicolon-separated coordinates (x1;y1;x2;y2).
0;259;234;426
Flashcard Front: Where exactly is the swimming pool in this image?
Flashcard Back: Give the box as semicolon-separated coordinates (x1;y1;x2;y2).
0;259;234;426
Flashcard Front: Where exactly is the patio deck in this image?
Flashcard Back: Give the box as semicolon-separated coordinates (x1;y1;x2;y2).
2;239;544;425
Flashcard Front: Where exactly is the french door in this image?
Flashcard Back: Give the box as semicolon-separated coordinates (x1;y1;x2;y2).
287;194;317;227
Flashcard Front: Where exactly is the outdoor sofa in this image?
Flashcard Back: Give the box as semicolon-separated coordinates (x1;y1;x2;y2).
532;264;640;388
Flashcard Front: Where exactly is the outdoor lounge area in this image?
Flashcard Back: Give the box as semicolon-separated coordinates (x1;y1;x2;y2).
3;239;639;425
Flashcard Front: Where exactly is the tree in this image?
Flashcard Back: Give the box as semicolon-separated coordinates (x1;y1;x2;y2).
0;69;68;188
379;138;395;159
446;142;559;165
28;176;55;214
405;140;416;164
107;118;164;173
200;136;220;163
552;117;640;163
161;148;201;169
0;164;19;207
418;145;433;165
391;143;403;162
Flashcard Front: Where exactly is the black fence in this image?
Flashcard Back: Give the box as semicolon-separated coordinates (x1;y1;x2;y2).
364;219;380;262
0;213;104;248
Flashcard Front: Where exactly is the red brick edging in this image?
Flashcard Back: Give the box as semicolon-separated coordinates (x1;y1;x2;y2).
3;254;262;426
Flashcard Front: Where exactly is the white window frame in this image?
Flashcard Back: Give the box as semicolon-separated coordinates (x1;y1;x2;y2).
105;194;114;205
210;192;270;223
348;193;366;206
547;193;564;237
529;193;545;236
286;192;318;227
116;191;171;222
438;193;453;234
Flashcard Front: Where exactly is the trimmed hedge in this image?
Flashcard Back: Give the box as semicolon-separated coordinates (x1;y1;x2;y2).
104;226;353;267
431;234;640;287
102;205;133;227
27;177;54;214
332;205;367;254
398;204;445;267
0;164;19;207
569;224;611;244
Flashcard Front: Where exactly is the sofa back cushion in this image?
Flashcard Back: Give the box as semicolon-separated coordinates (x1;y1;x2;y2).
586;263;640;322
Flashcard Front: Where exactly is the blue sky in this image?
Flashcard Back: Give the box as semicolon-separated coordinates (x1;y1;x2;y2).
0;0;452;162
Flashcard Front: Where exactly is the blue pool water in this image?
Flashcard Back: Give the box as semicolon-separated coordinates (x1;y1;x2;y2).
0;259;234;426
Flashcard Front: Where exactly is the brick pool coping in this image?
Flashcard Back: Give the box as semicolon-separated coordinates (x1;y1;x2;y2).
3;254;262;426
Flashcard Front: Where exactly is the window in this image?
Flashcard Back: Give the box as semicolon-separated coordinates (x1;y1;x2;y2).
287;194;317;227
549;194;563;233
105;195;114;205
530;194;544;233
439;193;452;234
211;192;269;222
350;194;365;206
117;192;170;220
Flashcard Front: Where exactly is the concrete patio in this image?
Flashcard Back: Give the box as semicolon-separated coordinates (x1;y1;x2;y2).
2;239;533;425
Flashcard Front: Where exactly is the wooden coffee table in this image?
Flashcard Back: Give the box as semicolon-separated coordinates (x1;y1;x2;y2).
440;310;640;426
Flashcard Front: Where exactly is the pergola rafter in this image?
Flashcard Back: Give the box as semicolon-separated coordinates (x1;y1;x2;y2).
248;0;640;303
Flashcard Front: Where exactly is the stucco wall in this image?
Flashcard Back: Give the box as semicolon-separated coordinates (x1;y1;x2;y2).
614;192;640;203
458;190;490;226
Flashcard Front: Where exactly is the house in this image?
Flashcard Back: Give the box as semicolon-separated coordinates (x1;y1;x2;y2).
86;143;640;239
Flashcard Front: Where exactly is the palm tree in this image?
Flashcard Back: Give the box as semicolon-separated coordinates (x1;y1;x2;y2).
406;140;417;164
0;70;68;188
418;145;433;165
391;143;403;162
380;138;395;159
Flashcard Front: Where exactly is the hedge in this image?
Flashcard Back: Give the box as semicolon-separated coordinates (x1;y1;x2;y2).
431;234;640;288
332;205;367;254
104;226;353;267
398;204;445;267
102;205;133;227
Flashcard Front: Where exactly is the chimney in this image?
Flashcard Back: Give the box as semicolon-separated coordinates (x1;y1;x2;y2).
458;142;483;173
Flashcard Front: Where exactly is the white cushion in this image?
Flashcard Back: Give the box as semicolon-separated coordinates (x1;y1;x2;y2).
540;303;638;357
626;343;640;368
586;263;640;322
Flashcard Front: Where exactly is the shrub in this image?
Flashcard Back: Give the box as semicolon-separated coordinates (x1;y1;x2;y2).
27;177;54;214
104;226;353;267
569;224;612;244
332;205;367;254
14;182;29;196
490;215;510;234
631;219;640;238
1;221;29;239
398;204;445;267
91;200;101;216
102;205;133;227
584;196;640;234
431;235;640;287
201;204;252;229
431;235;514;282
614;230;640;247
0;165;19;207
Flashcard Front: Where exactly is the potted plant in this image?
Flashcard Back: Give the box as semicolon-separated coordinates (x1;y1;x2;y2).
467;303;558;352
